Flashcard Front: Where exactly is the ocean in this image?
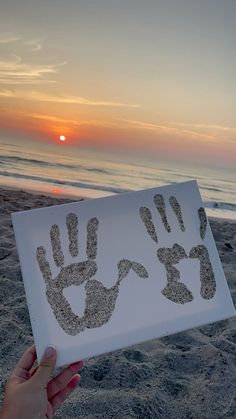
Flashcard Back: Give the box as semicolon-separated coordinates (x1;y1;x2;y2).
0;138;235;220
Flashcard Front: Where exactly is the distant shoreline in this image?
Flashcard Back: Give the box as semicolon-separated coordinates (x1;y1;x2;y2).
0;182;87;202
0;183;235;221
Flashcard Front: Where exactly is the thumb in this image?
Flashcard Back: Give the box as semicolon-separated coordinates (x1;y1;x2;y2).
32;346;57;387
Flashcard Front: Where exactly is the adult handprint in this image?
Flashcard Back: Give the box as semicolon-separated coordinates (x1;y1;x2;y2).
37;213;148;335
36;213;98;335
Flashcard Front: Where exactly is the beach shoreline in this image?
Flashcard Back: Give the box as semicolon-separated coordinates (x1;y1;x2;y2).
0;183;236;221
0;186;236;418
0;182;87;202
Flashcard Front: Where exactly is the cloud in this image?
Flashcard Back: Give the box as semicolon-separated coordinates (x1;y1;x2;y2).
120;119;176;132
27;112;119;128
24;38;43;52
0;34;21;44
28;113;79;124
0;32;43;51
120;118;218;141
170;122;236;132
0;55;66;85
0;33;63;84
0;89;140;108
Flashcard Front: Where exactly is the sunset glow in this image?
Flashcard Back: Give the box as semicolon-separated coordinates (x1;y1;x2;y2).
0;1;235;168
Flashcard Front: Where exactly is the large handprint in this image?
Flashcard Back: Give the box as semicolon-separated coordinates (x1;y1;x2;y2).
36;213;148;335
139;194;216;304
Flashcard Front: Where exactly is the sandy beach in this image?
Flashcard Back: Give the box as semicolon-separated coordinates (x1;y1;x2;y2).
0;187;236;418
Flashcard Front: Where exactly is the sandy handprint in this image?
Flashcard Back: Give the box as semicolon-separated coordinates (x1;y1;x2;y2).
140;194;216;304
36;213;148;335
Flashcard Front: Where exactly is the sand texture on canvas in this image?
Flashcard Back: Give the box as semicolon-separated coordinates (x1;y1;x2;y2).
0;187;236;418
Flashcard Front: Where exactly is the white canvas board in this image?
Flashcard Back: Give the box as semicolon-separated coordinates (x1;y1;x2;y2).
12;180;236;367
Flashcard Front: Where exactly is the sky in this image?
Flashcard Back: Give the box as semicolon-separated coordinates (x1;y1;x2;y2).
0;0;235;168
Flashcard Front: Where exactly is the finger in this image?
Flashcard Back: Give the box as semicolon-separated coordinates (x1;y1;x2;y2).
189;244;216;299
131;261;148;278
66;213;79;257
169;196;185;232
139;206;158;243
11;345;36;383
154;194;171;233
117;259;132;281
86;217;98;260
36;246;53;285
46;403;53;419
47;360;83;399
32;346;57;387
198;207;207;239
30;366;38;377
50;224;64;267
50;374;80;413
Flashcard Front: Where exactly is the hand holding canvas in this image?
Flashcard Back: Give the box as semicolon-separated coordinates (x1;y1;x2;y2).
0;345;83;419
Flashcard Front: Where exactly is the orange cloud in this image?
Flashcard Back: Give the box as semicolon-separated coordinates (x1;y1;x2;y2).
0;88;141;108
0;56;66;85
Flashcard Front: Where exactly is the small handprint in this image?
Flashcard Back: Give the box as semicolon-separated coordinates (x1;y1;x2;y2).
139;194;216;304
36;214;148;335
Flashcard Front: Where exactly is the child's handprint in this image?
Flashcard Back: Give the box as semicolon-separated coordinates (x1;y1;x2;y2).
139;194;216;304
36;213;148;335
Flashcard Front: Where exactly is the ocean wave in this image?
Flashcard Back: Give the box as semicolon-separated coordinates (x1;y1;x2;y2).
0;155;110;175
0;155;80;170
201;186;222;193
0;170;129;194
204;200;236;211
86;167;110;174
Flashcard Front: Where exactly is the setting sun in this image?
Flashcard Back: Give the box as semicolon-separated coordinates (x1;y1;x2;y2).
59;135;66;141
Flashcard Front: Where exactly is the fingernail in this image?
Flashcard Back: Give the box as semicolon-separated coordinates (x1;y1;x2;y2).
45;346;56;358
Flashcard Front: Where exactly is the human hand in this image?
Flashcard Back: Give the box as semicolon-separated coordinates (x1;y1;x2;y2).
0;345;83;419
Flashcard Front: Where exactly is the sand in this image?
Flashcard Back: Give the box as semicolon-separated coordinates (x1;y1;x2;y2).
0;187;236;418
